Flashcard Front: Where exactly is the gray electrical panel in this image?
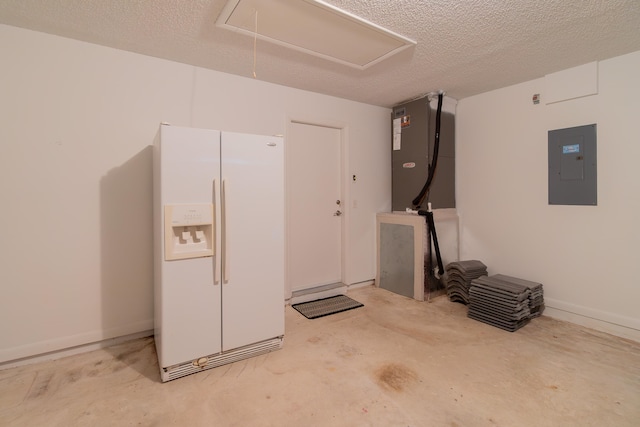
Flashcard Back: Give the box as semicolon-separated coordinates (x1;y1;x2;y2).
548;124;597;206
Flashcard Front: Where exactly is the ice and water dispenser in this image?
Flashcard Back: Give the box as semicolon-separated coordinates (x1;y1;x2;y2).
164;204;214;260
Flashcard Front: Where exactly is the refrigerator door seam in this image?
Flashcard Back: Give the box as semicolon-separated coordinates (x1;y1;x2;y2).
222;179;230;284
214;178;221;285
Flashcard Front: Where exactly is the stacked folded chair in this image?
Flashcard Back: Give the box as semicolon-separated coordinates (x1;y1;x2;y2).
468;274;545;332
443;260;488;304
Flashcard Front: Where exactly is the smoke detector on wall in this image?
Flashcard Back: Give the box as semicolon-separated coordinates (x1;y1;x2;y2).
216;0;416;70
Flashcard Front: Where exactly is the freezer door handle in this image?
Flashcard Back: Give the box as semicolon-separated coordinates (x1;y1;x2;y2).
214;179;221;285
222;179;230;284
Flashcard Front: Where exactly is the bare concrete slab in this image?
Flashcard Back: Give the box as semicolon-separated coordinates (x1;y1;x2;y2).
1;285;639;426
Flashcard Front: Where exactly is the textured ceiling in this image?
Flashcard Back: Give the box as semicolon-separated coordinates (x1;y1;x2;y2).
1;0;640;107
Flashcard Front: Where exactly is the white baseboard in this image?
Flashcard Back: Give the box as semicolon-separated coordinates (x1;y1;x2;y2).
290;285;347;305
288;280;374;305
0;318;154;367
544;298;640;342
347;280;374;290
0;329;153;370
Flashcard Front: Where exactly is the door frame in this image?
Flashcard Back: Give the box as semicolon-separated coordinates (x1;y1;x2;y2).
284;116;349;301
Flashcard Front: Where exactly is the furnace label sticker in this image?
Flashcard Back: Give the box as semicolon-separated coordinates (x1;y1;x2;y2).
393;118;401;150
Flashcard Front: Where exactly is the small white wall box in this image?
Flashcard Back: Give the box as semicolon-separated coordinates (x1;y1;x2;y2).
548;124;597;206
164;204;214;260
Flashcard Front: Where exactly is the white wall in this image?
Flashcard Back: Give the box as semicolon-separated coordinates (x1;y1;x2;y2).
0;25;391;363
456;51;640;340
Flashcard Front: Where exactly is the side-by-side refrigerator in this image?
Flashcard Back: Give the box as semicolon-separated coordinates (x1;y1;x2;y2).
153;124;285;382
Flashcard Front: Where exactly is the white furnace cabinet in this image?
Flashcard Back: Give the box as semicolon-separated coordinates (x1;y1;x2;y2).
153;124;285;382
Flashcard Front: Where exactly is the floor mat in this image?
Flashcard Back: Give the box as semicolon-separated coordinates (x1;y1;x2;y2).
292;295;363;319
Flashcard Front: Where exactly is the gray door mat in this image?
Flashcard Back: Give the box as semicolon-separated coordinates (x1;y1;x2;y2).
292;295;363;319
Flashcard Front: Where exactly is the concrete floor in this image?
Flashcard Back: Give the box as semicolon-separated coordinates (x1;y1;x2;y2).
1;285;639;427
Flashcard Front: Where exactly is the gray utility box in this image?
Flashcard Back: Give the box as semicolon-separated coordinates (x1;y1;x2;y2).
376;211;459;301
548;124;597;206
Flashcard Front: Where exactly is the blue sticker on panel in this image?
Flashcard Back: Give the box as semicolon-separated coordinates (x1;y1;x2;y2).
562;144;580;154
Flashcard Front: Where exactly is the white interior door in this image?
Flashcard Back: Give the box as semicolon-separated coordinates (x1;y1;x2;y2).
288;122;342;293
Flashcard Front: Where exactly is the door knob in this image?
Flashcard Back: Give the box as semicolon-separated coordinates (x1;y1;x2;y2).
336;200;341;205
334;210;342;216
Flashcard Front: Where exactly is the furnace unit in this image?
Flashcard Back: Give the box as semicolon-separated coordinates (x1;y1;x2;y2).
378;94;458;300
391;95;456;211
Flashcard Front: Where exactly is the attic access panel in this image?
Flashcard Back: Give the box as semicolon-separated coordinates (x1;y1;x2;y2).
548;124;597;206
216;0;416;69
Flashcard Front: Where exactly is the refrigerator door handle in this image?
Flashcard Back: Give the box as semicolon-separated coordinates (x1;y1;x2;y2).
214;179;222;285
222;179;230;284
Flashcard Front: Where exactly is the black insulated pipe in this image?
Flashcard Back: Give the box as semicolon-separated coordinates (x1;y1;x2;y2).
418;210;445;275
412;92;443;208
413;92;446;279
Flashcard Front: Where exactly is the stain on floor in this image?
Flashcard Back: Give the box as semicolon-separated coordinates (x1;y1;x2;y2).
375;363;418;392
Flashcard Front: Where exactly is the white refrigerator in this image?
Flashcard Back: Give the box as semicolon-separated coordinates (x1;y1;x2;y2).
153;124;285;382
